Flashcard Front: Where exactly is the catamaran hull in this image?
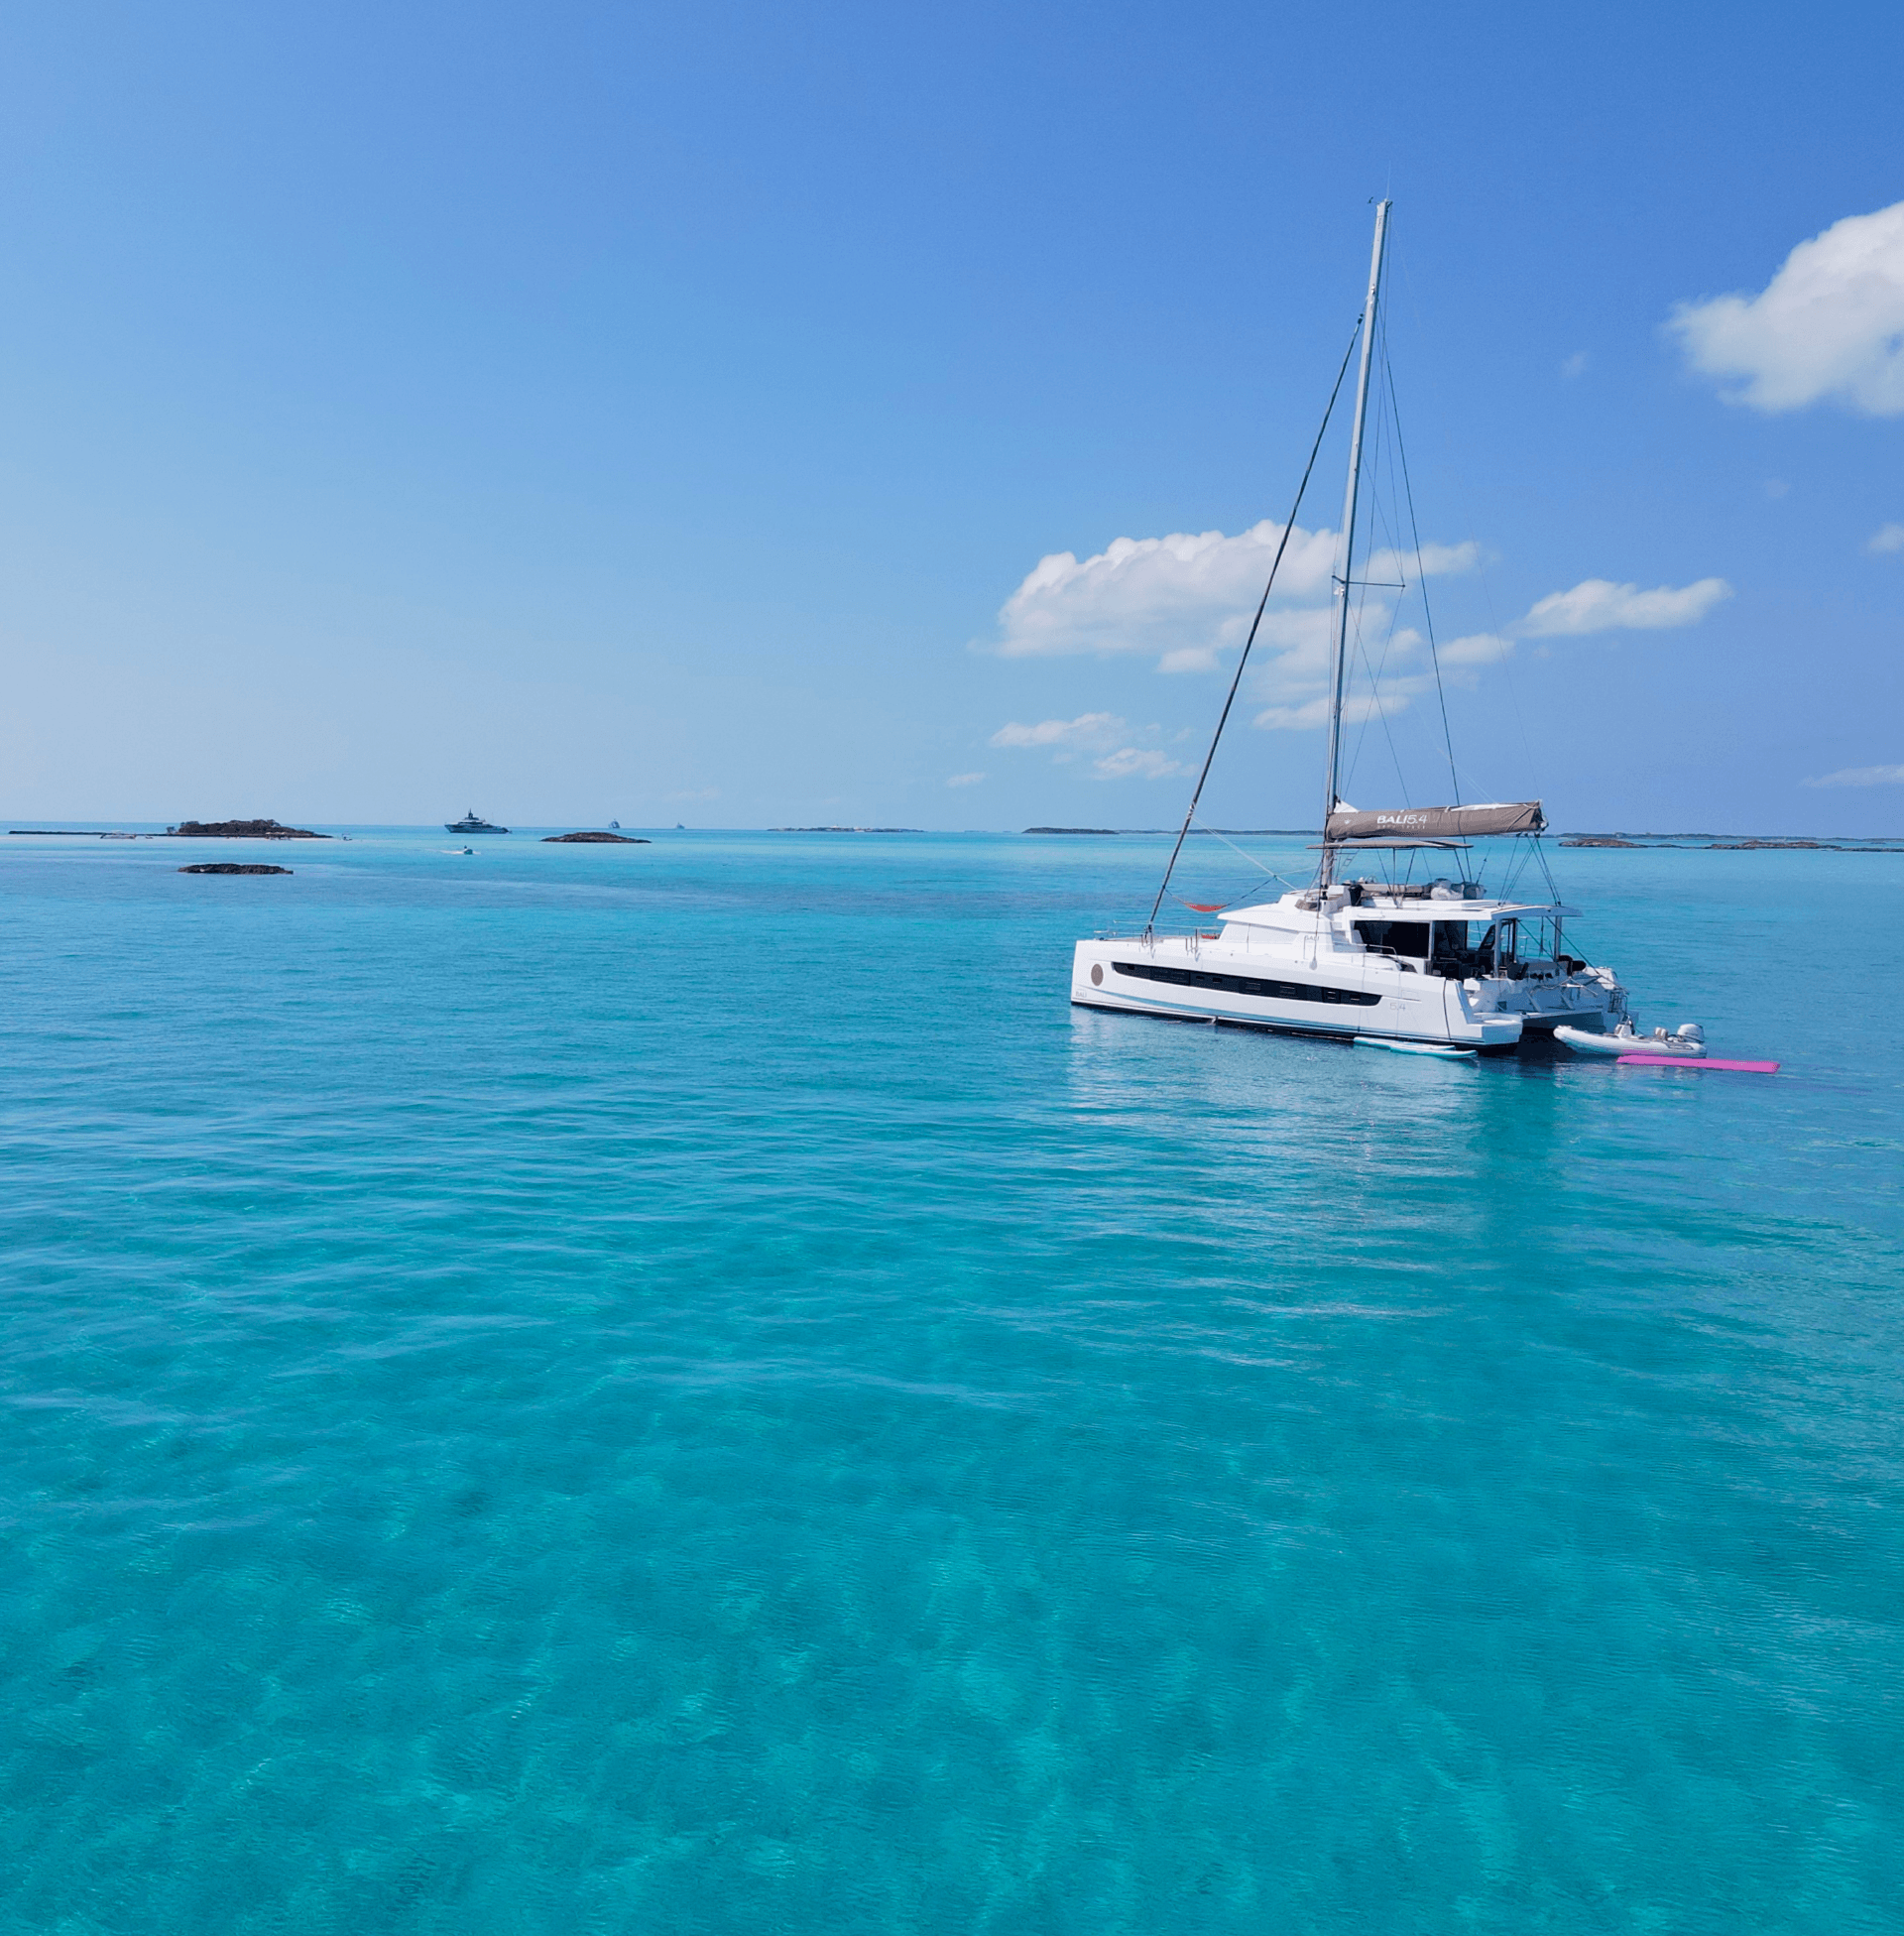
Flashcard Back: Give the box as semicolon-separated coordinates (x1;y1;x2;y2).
1070;940;1522;1051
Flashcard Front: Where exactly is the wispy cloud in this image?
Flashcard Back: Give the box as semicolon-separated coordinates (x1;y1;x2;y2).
1518;577;1732;636
988;710;1184;780
1092;747;1184;780
1368;541;1481;580
1560;350;1591;380
1254;692;1409;733
1803;763;1904;787
1868;523;1904;555
1439;631;1515;666
945;771;986;787
1669;199;1904;417
990;712;1124;751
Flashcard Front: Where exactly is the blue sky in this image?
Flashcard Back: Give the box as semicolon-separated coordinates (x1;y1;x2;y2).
1;1;1899;830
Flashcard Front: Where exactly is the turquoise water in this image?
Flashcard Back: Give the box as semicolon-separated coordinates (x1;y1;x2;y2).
2;829;1900;1933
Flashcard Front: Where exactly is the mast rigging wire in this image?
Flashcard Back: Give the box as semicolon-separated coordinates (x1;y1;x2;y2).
1379;316;1461;805
1143;321;1363;937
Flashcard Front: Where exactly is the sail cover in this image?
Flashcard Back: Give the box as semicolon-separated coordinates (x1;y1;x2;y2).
1326;801;1545;841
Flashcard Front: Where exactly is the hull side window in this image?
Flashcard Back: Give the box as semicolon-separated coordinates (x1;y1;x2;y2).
1113;961;1381;1008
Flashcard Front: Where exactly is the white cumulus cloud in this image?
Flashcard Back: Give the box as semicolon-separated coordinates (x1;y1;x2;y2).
1669;200;1904;416
1803;763;1904;787
992;522;1340;666
1517;577;1732;637
945;771;986;787
989;523;1478;671
1868;523;1904;554
990;520;1724;747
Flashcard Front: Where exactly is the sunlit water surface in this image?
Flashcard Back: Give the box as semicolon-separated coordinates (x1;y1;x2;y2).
2;830;1899;1933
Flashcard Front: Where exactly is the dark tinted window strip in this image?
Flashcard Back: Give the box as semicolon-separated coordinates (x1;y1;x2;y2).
1112;960;1381;1008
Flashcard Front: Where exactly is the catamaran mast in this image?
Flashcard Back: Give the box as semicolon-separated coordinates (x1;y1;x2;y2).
1319;199;1391;889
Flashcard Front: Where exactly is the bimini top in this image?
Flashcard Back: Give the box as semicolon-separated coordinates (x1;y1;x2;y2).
1218;892;1576;930
1326;801;1545;841
1347;897;1578;920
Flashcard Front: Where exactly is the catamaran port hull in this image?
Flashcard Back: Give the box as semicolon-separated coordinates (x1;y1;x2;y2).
1070;938;1523;1051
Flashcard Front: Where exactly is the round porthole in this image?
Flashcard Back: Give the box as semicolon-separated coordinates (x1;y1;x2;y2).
1090;963;1104;986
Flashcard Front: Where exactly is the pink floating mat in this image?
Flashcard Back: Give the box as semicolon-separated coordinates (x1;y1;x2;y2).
1617;1054;1780;1073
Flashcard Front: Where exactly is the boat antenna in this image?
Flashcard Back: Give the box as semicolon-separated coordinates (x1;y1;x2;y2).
1319;198;1392;889
1141;317;1363;938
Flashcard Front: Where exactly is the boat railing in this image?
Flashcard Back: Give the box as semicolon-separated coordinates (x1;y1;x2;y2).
1092;922;1219;948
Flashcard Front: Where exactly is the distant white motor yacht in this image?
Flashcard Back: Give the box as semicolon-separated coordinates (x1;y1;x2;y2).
446;810;508;834
1072;202;1653;1056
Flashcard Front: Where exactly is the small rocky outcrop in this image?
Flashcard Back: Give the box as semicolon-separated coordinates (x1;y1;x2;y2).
1561;836;1639;848
169;819;328;839
542;830;651;843
178;863;294;875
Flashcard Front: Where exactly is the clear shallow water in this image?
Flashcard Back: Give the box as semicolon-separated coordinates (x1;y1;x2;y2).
2;829;1900;1934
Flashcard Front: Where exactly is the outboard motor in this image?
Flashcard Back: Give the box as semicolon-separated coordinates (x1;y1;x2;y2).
1676;1023;1705;1044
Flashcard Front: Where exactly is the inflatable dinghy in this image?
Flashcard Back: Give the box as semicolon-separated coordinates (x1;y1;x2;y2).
1556;1023;1705;1058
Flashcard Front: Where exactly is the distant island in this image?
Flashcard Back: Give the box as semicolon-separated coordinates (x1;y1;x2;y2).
1563;833;1904;852
168;819;329;840
1024;827;1121;835
542;830;651;843
178;862;293;875
771;826;924;833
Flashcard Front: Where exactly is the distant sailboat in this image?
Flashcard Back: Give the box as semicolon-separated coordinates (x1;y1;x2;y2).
1072;202;1671;1054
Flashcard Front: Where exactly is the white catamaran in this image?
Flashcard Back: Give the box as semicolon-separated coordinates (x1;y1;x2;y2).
1071;202;1684;1057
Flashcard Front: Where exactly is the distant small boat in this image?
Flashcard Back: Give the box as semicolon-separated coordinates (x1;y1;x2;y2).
446;810;507;834
609;819;621;829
